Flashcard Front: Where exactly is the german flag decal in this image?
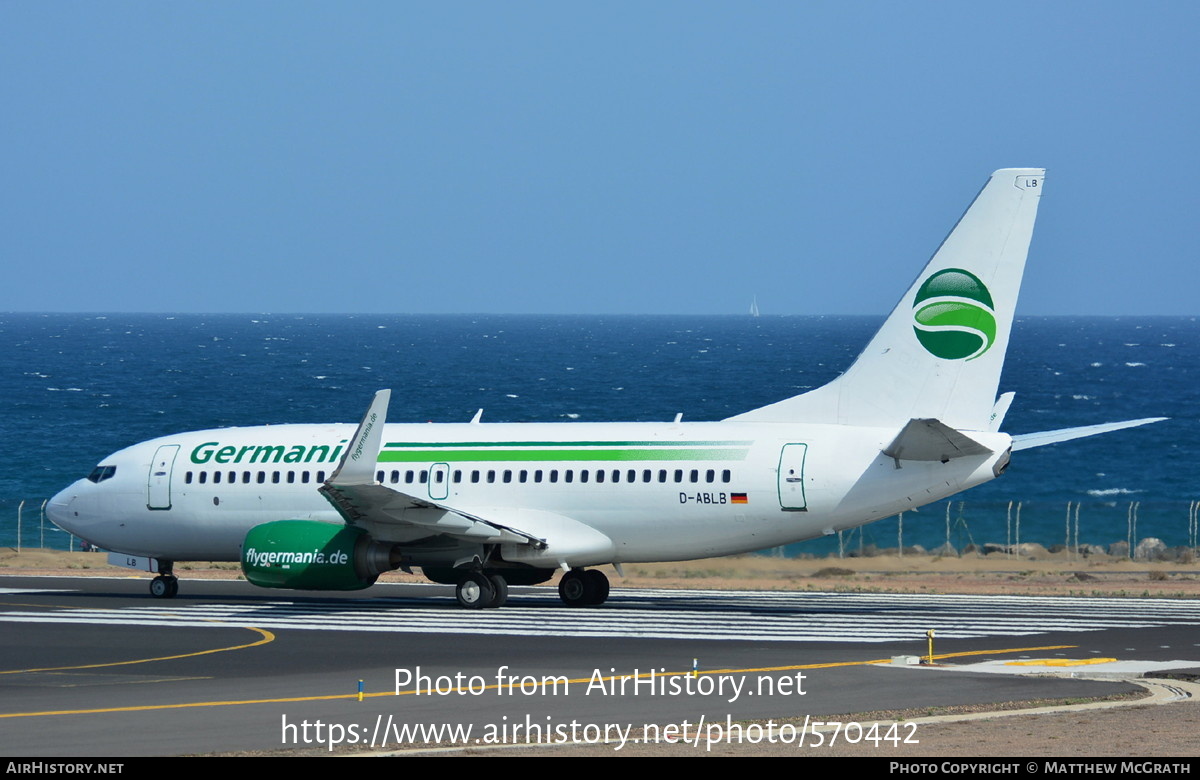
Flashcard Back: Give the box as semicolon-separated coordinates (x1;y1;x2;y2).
730;493;748;504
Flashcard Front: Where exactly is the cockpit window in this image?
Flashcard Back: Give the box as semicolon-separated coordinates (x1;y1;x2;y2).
87;465;117;484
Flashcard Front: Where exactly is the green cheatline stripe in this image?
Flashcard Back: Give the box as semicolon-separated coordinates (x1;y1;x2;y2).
383;440;752;448
378;448;749;463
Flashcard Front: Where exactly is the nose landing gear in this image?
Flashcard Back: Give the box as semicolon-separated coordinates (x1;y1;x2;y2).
149;561;178;598
149;575;178;598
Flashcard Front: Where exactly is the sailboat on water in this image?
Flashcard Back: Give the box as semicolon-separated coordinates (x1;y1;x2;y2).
749;296;760;317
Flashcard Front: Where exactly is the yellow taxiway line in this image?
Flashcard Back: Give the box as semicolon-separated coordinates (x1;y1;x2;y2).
0;643;1077;719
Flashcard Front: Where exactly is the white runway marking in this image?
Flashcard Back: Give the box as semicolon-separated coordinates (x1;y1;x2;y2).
4;588;1200;642
0;588;74;595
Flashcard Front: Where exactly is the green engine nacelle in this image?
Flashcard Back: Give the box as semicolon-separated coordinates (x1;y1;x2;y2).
242;520;391;591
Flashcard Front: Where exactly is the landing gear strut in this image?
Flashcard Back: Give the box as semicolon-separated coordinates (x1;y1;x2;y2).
558;568;609;607
150;561;178;599
454;571;509;609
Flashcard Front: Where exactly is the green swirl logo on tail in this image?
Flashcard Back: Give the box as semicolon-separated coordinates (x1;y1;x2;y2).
912;269;996;360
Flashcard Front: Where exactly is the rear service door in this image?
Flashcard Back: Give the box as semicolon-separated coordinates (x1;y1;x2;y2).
777;443;808;511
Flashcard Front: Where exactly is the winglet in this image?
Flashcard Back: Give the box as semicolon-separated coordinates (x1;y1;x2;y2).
328;390;391;486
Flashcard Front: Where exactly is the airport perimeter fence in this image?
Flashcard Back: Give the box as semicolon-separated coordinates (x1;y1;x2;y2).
4;496;1200;562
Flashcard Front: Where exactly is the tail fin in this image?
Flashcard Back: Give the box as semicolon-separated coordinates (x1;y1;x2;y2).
727;168;1044;430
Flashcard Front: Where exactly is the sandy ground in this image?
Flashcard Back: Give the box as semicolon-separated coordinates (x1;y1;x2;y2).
4;548;1199;758
6;547;1199;599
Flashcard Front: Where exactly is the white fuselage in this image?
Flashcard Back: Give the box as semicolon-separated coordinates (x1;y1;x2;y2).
47;420;1011;566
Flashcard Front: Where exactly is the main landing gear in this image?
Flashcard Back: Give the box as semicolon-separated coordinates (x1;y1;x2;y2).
558;568;609;607
150;561;179;599
455;571;509;609
449;567;609;609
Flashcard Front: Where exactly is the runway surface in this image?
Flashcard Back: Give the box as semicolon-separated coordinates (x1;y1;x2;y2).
2;576;1198;756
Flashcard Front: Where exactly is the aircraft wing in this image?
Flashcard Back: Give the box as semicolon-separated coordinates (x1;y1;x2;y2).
318;390;545;548
1011;417;1167;451
319;481;545;546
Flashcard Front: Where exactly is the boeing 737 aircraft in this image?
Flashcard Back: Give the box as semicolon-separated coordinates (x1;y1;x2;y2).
48;169;1163;608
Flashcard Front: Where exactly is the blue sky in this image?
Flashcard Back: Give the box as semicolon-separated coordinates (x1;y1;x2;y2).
2;1;1197;315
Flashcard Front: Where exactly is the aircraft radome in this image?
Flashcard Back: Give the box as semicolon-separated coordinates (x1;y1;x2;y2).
48;168;1164;608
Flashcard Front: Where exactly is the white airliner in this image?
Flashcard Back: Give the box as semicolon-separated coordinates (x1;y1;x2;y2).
48;169;1163;608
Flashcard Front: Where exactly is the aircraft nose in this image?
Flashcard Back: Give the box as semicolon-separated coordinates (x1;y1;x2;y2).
46;483;83;535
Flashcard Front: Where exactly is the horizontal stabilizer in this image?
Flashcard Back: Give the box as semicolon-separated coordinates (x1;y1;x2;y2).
882;418;993;462
1011;417;1166;451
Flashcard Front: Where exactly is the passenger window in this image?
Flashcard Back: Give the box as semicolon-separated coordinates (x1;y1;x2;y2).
549;470;558;483
690;469;699;483
564;470;573;483
519;470;528;484
595;470;603;484
419;470;428;484
376;470;384;483
199;472;207;484
405;470;415;484
674;469;683;483
503;470;512;484
706;469;715;483
391;470;400;483
272;472;281;484
534;469;543;483
301;471;310;484
658;469;667;483
243;471;251;483
213;471;221;484
435;470;444;483
471;470;480;484
722;469;731;483
287;472;296;484
580;470;590;483
185;472;193;484
257;472;266;484
453;470;462;483
487;470;496;483
317;470;326;482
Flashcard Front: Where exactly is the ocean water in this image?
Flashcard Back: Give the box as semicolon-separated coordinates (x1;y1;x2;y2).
2;313;1196;555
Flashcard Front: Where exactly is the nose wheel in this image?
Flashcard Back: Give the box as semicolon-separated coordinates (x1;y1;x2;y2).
150;575;179;599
